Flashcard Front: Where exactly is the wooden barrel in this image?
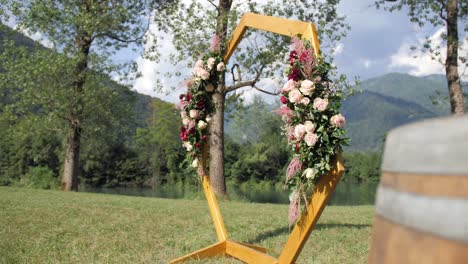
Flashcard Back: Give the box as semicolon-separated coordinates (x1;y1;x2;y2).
369;115;468;264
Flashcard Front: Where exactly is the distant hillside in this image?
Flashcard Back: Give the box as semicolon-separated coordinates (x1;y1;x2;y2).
341;90;436;151
0;24;155;130
359;73;450;114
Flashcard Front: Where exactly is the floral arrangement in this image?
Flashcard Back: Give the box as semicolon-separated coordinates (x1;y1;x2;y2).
278;36;348;226
178;37;226;177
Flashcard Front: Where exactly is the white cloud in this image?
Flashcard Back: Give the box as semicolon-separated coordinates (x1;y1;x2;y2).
389;28;468;80
362;59;373;69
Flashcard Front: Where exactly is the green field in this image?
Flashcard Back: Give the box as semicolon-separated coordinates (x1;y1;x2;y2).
0;187;374;264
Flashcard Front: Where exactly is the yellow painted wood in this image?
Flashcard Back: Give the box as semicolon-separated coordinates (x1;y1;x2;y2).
233;240;268;253
202;175;228;242
278;156;345;264
169;241;226;264
224;13;320;63
225;241;278;264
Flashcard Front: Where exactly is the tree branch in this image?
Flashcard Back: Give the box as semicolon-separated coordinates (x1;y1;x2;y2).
206;0;219;10
225;65;265;93
437;0;447;21
253;85;281;95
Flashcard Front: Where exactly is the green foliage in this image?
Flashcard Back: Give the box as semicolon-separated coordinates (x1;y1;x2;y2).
19;166;58;189
342;152;382;183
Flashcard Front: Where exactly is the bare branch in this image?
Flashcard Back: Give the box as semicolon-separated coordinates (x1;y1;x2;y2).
253;85;281;95
206;0;219;10
225;65;264;93
437;0;447;21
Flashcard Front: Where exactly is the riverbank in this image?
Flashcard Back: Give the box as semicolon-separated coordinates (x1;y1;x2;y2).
0;187;374;263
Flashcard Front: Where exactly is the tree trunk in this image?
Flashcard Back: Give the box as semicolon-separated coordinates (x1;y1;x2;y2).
207;0;232;196
60;34;91;191
61;123;81;191
445;0;464;115
209;91;227;196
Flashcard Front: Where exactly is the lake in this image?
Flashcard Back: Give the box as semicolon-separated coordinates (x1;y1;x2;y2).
82;181;379;205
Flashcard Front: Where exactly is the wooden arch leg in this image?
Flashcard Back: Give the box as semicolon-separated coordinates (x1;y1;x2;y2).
278;157;345;263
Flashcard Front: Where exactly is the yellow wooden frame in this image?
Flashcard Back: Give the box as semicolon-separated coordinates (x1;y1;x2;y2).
170;13;344;264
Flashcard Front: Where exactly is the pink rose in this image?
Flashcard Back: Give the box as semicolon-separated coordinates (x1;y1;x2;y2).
288;88;303;104
282;79;296;93
304;133;318;147
300;80;315;95
182;117;190;126
197;68;210;80
294;124;306;140
180;111;186;119
313;98;328;112
330;114;346;128
189;109;199;119
217;62;225;71
194;60;204;68
304;121;315;133
207;57;216;69
300;97;310;105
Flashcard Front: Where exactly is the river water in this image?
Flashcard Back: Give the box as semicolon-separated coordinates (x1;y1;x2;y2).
82;181;379;205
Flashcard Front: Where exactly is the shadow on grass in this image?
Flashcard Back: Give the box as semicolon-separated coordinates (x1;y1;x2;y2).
246;223;371;244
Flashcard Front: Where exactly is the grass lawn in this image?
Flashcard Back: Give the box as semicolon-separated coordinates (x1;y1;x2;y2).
0;187;374;264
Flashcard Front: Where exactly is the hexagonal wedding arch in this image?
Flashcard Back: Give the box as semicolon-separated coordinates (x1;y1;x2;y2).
171;13;345;264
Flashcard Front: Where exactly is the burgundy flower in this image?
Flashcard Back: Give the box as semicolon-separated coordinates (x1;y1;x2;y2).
280;96;288;104
180;126;186;133
196;100;206;110
295;143;301;152
180;132;188;141
188;127;195;135
201;135;207;141
288;67;301;81
186;93;192;101
179;94;185;100
289;50;298;65
195;142;201;148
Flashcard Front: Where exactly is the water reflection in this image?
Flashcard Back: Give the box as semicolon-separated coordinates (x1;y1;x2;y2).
82;181;378;205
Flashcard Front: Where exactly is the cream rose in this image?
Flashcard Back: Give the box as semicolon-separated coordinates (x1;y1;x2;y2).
194;59;204;68
300;80;315;95
191;158;199;168
282;79;296;93
182;117;190;126
217;62;225;71
294;124;306;140
313;98;328;112
304;121;315;134
198;120;207;130
302;168;317;179
304;133;318;147
288;88;303;104
189;109;199;119
207;57;216;69
300;97;310;105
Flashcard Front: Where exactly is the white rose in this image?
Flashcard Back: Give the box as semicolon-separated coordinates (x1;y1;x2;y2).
205;116;212;123
216;62;225;71
304;133;318;147
198;120;207;130
189;109;199;119
207;57;216;69
184;142;193;151
300;80;315;95
302;168;317;179
182;117;190;126
191;158;199;168
304;121;315;134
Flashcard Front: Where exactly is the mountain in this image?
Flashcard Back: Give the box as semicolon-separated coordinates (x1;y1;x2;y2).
341;90;437;151
358;73;450;114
